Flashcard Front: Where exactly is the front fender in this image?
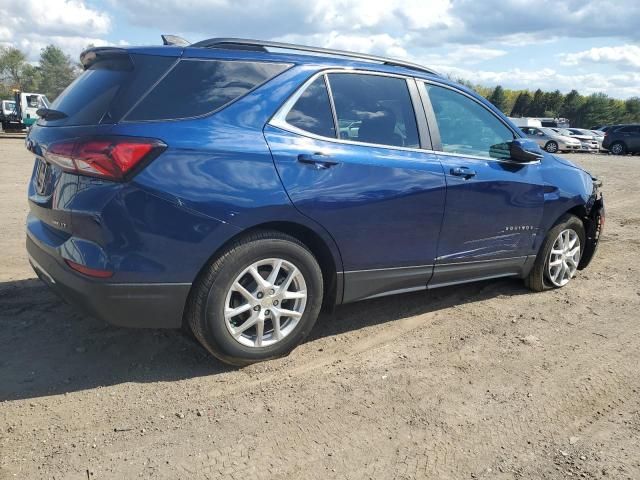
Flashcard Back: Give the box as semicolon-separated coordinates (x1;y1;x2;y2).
579;189;604;270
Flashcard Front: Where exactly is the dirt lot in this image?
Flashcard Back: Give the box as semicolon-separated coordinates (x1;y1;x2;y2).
1;137;639;479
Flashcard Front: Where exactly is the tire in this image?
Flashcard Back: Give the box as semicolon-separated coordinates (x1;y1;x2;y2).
187;230;323;366
610;141;626;155
525;214;585;292
544;141;559;153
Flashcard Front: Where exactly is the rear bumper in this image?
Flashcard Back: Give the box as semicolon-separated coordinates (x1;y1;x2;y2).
27;235;190;328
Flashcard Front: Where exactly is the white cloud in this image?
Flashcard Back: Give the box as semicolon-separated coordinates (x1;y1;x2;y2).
561;45;640;70
439;64;640;99
0;0;112;60
418;46;507;66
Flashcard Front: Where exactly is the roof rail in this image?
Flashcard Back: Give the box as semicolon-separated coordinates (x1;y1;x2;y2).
190;37;440;77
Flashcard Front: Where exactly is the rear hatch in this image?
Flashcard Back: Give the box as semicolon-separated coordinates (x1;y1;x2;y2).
26;48;178;248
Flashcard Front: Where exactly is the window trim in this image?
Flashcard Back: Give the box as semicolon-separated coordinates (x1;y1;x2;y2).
269;68;432;153
122;58;293;123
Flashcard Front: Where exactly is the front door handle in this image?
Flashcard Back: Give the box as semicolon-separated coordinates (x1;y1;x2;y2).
297;153;339;169
450;167;477;178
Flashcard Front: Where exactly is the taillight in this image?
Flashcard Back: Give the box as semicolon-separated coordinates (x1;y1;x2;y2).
45;137;166;181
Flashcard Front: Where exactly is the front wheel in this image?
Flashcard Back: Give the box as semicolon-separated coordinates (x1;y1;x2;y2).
525;215;585;292
544;141;559;153
187;231;323;366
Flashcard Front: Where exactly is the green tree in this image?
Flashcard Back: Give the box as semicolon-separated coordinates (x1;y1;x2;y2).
560;89;584;126
527;89;545;116
488;85;507;112
0;47;29;89
578;93;616;128
543;89;563;117
622;97;640;123
37;45;76;100
510;91;532;117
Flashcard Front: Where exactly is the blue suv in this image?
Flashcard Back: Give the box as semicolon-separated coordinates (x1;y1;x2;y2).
26;37;604;365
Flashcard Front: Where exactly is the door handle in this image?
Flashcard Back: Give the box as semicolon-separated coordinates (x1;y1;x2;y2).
297;153;339;169
450;167;477;178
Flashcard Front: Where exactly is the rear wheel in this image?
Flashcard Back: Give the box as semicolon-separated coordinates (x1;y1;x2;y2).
610;141;626;155
187;231;323;366
544;141;559;153
525;215;585;292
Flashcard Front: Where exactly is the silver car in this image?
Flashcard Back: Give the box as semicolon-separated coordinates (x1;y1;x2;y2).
520;126;582;153
556;128;600;153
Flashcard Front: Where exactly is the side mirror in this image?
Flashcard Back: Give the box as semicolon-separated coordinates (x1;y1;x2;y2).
508;138;544;163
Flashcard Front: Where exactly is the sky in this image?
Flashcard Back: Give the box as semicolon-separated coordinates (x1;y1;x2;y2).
1;0;639;99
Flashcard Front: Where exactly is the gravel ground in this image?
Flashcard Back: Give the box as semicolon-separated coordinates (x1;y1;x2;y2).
1;137;639;479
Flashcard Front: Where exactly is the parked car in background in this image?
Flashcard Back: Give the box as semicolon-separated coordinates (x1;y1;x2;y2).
566;128;605;152
602;124;640;155
24;37;604;365
520;126;582;153
591;125;613;132
554;128;599;153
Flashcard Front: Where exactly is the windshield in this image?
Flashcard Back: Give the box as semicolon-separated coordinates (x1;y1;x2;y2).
4;101;16;111
555;128;573;136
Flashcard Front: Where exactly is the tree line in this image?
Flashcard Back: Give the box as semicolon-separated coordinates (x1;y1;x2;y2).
0;45;76;103
465;81;640;128
1;44;638;128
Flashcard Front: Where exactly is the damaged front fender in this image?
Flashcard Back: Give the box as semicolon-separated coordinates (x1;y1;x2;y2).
579;178;604;270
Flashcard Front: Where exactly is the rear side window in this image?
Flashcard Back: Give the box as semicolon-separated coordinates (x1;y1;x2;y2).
327;73;420;149
424;83;515;159
285;76;336;138
41;53;175;127
126;59;290;121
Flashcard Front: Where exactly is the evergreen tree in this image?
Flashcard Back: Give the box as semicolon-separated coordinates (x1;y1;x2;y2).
527;89;546;116
543;90;563;117
488;85;507;112
510;91;532;117
560;89;584;126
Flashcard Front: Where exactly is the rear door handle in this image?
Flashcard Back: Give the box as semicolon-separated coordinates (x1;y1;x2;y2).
450;167;477;178
297;153;339;169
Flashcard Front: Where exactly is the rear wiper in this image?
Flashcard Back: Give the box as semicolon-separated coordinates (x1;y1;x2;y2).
36;108;68;120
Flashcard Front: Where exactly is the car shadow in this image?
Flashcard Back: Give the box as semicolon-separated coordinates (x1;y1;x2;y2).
0;276;530;402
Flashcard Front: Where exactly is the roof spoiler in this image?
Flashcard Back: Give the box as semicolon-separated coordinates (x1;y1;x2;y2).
161;35;190;47
79;47;130;69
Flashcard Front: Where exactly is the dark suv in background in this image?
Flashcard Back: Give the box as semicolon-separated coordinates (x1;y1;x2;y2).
602;124;640;155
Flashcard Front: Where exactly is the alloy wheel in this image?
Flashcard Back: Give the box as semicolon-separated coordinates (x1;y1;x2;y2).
223;258;307;348
611;143;624;155
547;229;581;287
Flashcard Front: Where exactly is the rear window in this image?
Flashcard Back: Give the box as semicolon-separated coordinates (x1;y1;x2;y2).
40;53;175;127
125;59;290;121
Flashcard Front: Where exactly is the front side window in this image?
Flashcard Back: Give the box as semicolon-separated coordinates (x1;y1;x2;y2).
327;73;420;148
424;83;515;159
285;76;336;138
127;59;290;121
